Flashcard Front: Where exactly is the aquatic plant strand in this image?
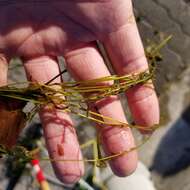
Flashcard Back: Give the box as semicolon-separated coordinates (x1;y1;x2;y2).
0;36;172;166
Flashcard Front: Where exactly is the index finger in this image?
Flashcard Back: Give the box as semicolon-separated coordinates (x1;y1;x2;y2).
24;56;84;184
103;14;159;128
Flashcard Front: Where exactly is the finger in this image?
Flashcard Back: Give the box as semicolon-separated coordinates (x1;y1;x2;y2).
23;56;84;184
64;43;138;177
0;54;8;86
103;15;160;129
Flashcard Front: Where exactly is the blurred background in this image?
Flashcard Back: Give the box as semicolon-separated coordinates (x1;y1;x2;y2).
1;0;190;189
135;0;190;190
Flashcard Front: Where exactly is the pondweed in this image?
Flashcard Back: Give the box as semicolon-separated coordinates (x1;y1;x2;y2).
0;35;172;166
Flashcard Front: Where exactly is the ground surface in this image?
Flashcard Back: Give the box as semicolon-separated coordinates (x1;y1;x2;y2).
1;0;190;189
134;1;190;190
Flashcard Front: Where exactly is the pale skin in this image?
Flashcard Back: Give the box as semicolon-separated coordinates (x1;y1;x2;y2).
0;0;159;184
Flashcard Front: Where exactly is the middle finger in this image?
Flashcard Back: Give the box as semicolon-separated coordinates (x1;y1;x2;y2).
64;42;138;177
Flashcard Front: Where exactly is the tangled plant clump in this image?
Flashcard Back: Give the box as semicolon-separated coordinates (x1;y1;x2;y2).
0;36;172;173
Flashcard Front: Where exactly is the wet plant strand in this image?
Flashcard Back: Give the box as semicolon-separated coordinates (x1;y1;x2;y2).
0;35;172;166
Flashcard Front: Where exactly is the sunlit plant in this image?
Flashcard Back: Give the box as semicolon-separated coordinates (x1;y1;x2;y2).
0;35;172;189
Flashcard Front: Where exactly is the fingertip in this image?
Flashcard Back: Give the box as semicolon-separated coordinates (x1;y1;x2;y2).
53;159;85;184
101;127;138;177
56;174;82;185
109;151;138;177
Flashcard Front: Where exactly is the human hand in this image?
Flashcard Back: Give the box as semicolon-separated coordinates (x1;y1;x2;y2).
0;0;159;184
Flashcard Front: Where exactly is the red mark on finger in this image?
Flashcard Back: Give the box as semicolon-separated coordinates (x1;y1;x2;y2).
57;143;64;156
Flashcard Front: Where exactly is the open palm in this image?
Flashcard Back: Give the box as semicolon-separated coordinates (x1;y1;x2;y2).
0;0;159;184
